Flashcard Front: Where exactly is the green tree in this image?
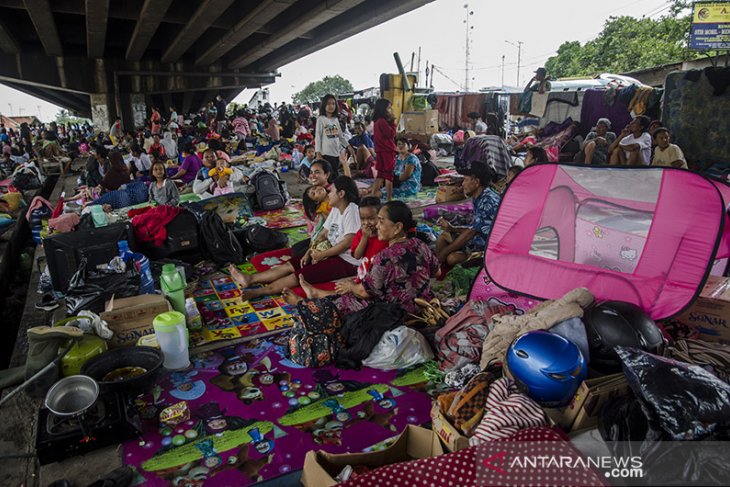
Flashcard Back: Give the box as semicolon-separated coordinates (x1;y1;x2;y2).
545;3;694;78
55;108;90;125
292;75;354;104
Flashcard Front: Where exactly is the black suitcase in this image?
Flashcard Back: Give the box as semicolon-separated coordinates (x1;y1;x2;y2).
43;222;136;293
139;210;201;262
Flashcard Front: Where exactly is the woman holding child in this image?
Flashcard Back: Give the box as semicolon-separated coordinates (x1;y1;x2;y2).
229;176;362;299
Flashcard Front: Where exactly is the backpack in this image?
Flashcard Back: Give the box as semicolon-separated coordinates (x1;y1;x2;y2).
198;211;244;265
252;170;287;211
12;163;42;190
421;157;440;187
288;298;342;367
244;224;289;253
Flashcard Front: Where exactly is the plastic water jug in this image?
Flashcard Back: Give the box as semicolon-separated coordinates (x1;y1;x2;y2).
153;311;190;370
160;263;186;314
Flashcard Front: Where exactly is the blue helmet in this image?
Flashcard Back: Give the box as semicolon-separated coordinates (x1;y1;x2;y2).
506;330;587;407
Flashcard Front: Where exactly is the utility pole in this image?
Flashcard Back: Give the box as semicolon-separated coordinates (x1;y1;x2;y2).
505;40;524;86
464;4;474;92
417;46;422;86
501;55;505;87
517;40;523;86
7;103;12;116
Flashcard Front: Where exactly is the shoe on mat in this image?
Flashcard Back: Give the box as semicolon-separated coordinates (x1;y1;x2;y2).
35;293;59;311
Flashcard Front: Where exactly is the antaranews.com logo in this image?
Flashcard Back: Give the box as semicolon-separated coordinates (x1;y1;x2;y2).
475;443;643;486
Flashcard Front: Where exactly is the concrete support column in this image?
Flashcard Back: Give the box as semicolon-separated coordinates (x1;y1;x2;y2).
90;92;113;131
130;93;146;129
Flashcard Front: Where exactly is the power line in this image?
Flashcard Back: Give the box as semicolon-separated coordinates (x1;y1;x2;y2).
431;65;465;89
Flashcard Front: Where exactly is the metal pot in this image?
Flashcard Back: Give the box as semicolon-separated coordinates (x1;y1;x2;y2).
80;346;164;395
44;375;99;417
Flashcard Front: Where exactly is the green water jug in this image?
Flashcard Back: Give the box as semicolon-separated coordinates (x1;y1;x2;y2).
160;263;186;314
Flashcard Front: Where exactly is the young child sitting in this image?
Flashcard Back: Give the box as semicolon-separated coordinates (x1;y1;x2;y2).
651;128;687;169
302;184;331;238
285;196;388;299
347;196;389;283
298;144;316;183
149;161;180;206
209;165;234;196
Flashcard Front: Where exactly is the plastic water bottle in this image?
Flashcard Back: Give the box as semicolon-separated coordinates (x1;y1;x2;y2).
118;240;134;261
153;311;190;370
134;253;155;294
160;263;186;314
118;241;155;294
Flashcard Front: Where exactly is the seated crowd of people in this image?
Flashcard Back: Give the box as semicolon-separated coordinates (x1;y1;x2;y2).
0;94;504;340
507;115;686;168
1;91;690;344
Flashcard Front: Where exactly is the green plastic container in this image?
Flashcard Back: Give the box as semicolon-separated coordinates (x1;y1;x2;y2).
160;263;186;314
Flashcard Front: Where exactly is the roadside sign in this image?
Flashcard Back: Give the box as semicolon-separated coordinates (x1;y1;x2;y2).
689;1;730;50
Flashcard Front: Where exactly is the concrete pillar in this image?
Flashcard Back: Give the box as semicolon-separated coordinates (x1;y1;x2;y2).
130;94;146;129
90;93;113;131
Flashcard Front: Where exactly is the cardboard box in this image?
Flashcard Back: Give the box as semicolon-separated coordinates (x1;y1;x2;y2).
430;402;470;452
436;183;465;203
402;110;439;135
676;275;730;343
301;425;443;487
545;373;630;433
101;294;171;348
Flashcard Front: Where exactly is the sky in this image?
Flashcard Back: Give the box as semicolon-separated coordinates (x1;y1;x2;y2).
0;0;671;121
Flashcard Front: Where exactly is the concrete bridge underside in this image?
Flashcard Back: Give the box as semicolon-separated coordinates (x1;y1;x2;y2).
0;0;434;128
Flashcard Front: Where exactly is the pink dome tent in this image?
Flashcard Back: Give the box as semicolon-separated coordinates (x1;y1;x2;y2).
471;164;730;320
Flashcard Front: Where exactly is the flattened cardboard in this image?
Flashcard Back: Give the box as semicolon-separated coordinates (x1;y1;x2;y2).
430;402;471;452
546;373;629;432
677;275;730;344
102;294;171;348
301;425;443;487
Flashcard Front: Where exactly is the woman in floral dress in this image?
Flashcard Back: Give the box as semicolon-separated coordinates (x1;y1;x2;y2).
285;200;440;316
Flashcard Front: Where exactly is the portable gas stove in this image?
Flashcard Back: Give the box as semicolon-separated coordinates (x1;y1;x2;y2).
35;392;142;465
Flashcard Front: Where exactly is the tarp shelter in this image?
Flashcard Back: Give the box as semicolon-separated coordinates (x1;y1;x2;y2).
663;67;730;172
473;164;730;320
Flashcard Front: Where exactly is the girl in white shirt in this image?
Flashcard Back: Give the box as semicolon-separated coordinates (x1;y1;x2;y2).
229;176;361;300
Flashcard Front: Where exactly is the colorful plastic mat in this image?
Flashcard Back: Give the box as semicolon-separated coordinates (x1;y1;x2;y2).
191;272;297;346
252;201;308;229
281;225;309;246
123;338;436;486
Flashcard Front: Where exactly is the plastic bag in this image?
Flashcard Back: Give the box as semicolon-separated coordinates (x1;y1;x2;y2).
65;257;140;315
616;347;730;440
600;394;730;485
362;326;434;370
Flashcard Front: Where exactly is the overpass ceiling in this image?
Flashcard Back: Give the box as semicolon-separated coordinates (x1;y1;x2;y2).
0;0;434;69
0;0;434;116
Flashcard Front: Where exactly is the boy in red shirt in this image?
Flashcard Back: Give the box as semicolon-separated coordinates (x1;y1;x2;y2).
291;197;388;300
349;196;389;283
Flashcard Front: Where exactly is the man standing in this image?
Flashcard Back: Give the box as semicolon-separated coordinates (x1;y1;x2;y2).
214;95;227;122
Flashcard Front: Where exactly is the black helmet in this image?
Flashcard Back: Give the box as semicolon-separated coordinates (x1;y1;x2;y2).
583;301;663;373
